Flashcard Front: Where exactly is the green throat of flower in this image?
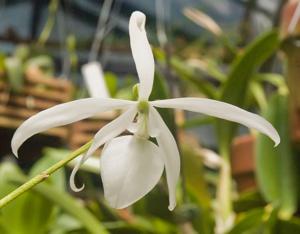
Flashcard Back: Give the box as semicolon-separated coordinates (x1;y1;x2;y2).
137;100;149;114
136;101;150;139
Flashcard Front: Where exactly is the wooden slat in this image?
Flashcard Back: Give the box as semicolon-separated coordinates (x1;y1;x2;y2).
0;82;8;90
25;67;73;91
0;91;9;104
69;133;94;146
0;116;68;138
5;95;58;110
0;105;37;119
23;86;70;102
71;121;108;132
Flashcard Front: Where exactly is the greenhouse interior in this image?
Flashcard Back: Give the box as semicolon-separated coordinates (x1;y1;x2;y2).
0;0;299;233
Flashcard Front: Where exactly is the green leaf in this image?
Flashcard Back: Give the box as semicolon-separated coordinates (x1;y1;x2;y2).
29;150;66;190
277;217;300;234
0;161;28;234
11;177;109;234
20;191;55;234
221;31;279;104
233;191;266;213
217;30;280;145
49;214;83;234
256;94;298;219
249;81;267;110
181;116;214;129
14;45;30;62
228;208;264;234
115;76;135;101
153;47;217;98
170;58;217;98
181;144;210;206
5;57;24;92
25;55;54;76
150;72;176;134
0;161;55;234
181;144;213;234
255;73;288;94
0;53;6;75
104;72;118;97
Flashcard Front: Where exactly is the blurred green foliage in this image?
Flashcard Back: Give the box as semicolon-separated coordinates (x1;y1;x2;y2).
1;2;300;233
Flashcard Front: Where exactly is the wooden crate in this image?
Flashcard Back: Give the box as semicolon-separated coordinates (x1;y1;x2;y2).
0;67;73;140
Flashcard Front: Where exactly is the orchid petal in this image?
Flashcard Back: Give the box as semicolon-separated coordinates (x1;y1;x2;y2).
129;11;155;100
11;98;134;157
70;105;137;192
149;106;180;210
151;98;280;146
100;135;164;209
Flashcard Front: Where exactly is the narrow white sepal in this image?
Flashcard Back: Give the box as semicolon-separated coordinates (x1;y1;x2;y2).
69;105;137;192
129;11;155;100
100;135;164;209
149;106;180;211
82;62;110;98
151;98;280;146
11;98;134;157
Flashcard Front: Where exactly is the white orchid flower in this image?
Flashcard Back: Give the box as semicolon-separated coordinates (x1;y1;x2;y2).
11;11;280;211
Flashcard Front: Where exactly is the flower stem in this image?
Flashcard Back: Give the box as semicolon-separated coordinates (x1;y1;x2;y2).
0;140;92;209
215;143;233;233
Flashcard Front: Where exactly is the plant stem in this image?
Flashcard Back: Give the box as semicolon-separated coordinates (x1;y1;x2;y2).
37;0;59;46
0;140;92;209
216;142;233;233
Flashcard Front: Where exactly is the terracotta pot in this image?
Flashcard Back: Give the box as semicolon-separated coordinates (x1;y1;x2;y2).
280;0;300;38
231;134;256;192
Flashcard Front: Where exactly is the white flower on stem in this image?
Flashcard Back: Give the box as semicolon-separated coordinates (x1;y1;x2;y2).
11;11;280;211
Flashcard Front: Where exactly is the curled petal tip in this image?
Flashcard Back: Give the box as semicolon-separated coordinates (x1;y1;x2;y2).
70;184;85;193
168;204;176;211
69;159;86;192
274;137;280;147
270;129;280;147
12;148;18;158
131;11;146;29
11;138;19;158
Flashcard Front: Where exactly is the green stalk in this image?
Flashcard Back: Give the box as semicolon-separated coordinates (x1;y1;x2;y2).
216;142;233;230
37;0;59;46
0;140;92;209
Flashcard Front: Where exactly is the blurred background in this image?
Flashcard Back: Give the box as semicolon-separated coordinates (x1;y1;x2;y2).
0;0;299;233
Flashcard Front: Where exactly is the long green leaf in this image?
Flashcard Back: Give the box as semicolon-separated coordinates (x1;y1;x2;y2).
228;208;264;234
153;47;217;98
217;30;280;145
0;162;34;234
12;177;109;234
0;161;56;234
256;94;298;219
